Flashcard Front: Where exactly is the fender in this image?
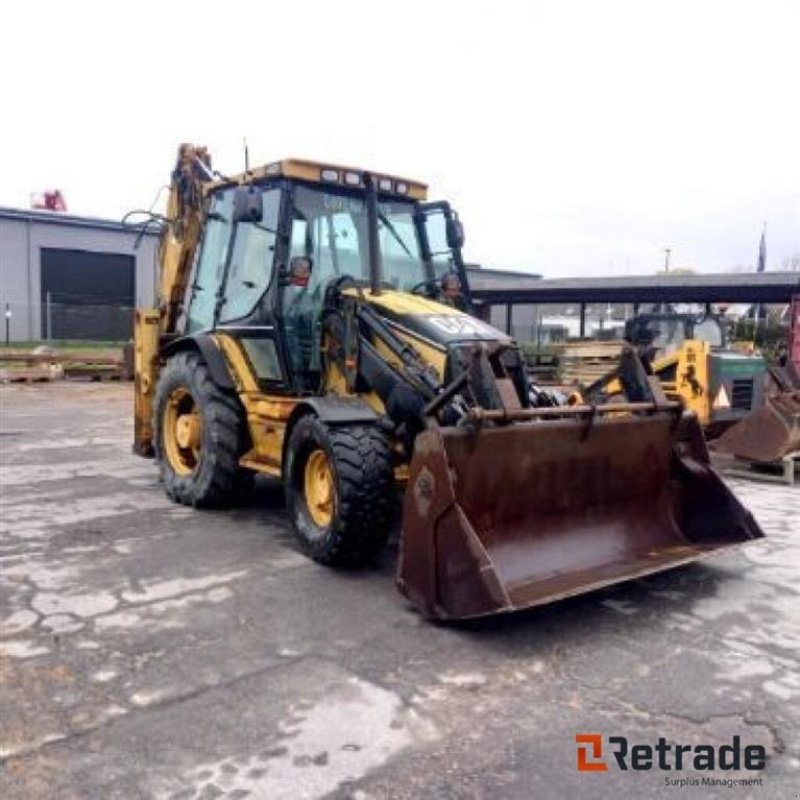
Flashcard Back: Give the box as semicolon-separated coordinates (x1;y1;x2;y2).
282;395;383;474
161;334;235;391
289;395;381;426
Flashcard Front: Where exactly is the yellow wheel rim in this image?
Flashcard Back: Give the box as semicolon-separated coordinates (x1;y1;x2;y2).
163;387;202;476
304;448;335;528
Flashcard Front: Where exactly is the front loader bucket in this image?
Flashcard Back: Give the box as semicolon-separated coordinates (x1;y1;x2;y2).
712;391;800;463
398;409;764;620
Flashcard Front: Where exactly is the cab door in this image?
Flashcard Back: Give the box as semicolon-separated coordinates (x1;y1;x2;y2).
216;187;288;392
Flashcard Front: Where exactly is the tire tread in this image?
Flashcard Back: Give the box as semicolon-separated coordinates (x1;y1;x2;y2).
286;416;395;566
154;351;252;508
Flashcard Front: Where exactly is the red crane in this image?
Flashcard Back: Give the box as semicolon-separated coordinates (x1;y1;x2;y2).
30;190;67;212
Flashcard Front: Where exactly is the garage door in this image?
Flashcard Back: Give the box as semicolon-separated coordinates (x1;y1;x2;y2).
40;248;135;340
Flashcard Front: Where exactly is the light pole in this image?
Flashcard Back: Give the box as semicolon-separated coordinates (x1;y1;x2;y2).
4;303;10;346
664;248;672;273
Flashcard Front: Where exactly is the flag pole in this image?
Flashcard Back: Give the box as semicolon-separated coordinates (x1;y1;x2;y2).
755;222;767;346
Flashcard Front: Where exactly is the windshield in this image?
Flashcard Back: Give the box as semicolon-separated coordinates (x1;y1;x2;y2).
648;318;688;353
693;317;724;347
639;316;724;352
288;184;428;294
283;185;433;386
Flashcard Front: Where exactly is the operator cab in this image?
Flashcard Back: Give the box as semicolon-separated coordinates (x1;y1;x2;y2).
625;312;726;357
180;159;470;393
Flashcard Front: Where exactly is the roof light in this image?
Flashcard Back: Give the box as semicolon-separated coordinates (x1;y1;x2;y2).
265;162;281;175
378;177;393;192
344;171;362;186
321;168;339;183
395;181;408;195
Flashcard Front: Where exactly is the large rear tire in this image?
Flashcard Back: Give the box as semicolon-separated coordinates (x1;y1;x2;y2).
284;416;395;566
153;351;252;507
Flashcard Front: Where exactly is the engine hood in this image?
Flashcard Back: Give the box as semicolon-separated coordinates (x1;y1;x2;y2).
360;289;510;348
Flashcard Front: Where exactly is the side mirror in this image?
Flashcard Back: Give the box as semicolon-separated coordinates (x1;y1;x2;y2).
446;213;465;249
232;186;263;223
288;256;313;287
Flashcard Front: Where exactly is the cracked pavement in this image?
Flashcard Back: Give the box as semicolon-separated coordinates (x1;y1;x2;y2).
0;382;798;799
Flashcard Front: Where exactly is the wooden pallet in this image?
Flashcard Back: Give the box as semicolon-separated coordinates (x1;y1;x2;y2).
0;348;127;383
1;371;54;383
0;364;63;383
557;341;625;385
63;367;124;382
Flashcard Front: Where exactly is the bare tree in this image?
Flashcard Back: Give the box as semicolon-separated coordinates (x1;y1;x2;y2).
781;251;800;271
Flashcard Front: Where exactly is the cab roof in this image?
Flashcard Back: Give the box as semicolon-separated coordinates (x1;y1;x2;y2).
208;158;428;201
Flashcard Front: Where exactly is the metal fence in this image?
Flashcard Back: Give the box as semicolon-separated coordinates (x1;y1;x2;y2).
41;296;134;342
2;297;135;344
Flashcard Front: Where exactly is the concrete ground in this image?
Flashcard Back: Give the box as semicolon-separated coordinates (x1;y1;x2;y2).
0;383;797;800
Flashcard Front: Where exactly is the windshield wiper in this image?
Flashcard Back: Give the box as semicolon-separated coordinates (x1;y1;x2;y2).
377;210;413;258
253;220;282;237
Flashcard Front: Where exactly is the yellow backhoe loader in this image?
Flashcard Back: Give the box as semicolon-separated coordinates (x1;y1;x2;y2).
619;312;767;436
714;297;800;463
132;145;763;620
619;311;799;462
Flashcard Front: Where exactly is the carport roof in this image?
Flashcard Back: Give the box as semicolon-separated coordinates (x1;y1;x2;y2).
468;269;800;305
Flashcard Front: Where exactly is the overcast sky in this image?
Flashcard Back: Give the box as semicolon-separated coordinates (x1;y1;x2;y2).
2;0;798;277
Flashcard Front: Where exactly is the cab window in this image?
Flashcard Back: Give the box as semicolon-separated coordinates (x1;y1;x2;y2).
693;318;724;348
380;210;421;290
220;189;280;323
186;189;234;332
424;210;455;280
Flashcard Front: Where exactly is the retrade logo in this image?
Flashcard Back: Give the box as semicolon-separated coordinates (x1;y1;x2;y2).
576;734;608;772
574;734;766;773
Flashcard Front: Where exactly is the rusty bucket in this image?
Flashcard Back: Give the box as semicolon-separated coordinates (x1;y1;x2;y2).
712;391;800;463
397;407;764;620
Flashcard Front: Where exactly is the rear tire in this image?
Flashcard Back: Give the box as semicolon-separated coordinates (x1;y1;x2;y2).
284;416;395;566
153;351;252;507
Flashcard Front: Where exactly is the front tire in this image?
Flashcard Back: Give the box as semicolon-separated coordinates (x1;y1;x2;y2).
153;351;252;507
284;416;395;566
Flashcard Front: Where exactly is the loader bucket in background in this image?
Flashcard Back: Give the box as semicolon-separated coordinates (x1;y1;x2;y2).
711;391;800;463
397;411;764;620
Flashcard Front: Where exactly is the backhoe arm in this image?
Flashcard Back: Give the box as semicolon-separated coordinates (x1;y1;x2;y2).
134;144;212;456
158;144;213;333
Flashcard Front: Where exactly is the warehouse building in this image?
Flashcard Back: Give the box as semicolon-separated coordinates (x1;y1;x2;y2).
0;208;159;342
